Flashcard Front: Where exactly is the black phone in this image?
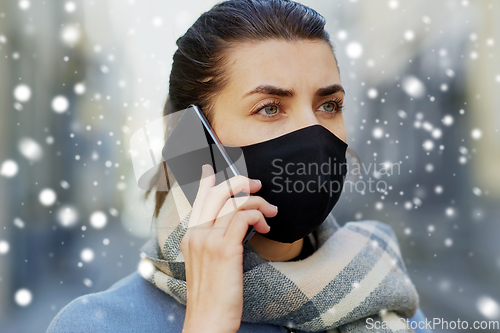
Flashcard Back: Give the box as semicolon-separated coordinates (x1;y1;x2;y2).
162;104;256;245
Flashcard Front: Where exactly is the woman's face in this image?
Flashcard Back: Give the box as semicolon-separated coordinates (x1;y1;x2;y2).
211;39;346;146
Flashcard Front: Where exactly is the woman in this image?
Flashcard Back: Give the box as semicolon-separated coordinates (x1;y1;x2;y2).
46;0;432;332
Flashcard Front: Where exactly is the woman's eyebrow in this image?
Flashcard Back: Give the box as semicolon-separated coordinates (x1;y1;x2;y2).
242;84;345;99
317;84;346;97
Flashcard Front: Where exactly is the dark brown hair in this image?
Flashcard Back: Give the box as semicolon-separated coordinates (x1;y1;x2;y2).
144;0;338;220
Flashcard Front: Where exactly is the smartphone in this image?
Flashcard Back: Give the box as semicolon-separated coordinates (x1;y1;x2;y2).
162;104;256;245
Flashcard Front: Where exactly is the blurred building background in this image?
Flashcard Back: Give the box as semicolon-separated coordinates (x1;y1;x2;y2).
0;0;499;332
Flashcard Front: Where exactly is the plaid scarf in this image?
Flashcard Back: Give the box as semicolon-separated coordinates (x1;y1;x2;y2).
138;182;419;332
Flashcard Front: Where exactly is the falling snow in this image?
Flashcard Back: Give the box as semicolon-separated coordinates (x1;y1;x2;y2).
14;217;25;229
18;0;31;11
14;84;32;102
74;82;86;95
477;296;500;320
138;259;155;279
18;137;43;161
14;288;33;307
402;76;426;98
61;25;80;45
39;188;57;206
372;127;384;139
80;248;95;262
0;240;10;254
471;128;482;140
89;211;107;229
65;1;77;13
442;114;453;126
1;160;19;177
56;205;79;227
346;41;363;59
51;95;69;113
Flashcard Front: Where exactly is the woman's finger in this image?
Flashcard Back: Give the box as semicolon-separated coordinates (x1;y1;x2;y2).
188;164;216;229
213;195;277;231
223;210;271;245
197;175;262;226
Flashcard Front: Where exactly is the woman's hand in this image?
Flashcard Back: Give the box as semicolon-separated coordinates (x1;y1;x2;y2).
180;164;278;333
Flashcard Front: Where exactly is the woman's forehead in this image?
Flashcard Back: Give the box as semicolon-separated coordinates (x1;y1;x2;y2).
223;39;341;97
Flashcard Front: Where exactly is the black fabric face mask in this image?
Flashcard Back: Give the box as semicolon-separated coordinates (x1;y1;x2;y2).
226;124;348;244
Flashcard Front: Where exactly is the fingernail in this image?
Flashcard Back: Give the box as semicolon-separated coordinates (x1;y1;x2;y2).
202;164;209;178
252;179;261;185
271;204;278;211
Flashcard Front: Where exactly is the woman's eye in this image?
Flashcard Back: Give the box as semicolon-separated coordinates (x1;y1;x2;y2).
320;102;336;113
259;105;279;115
